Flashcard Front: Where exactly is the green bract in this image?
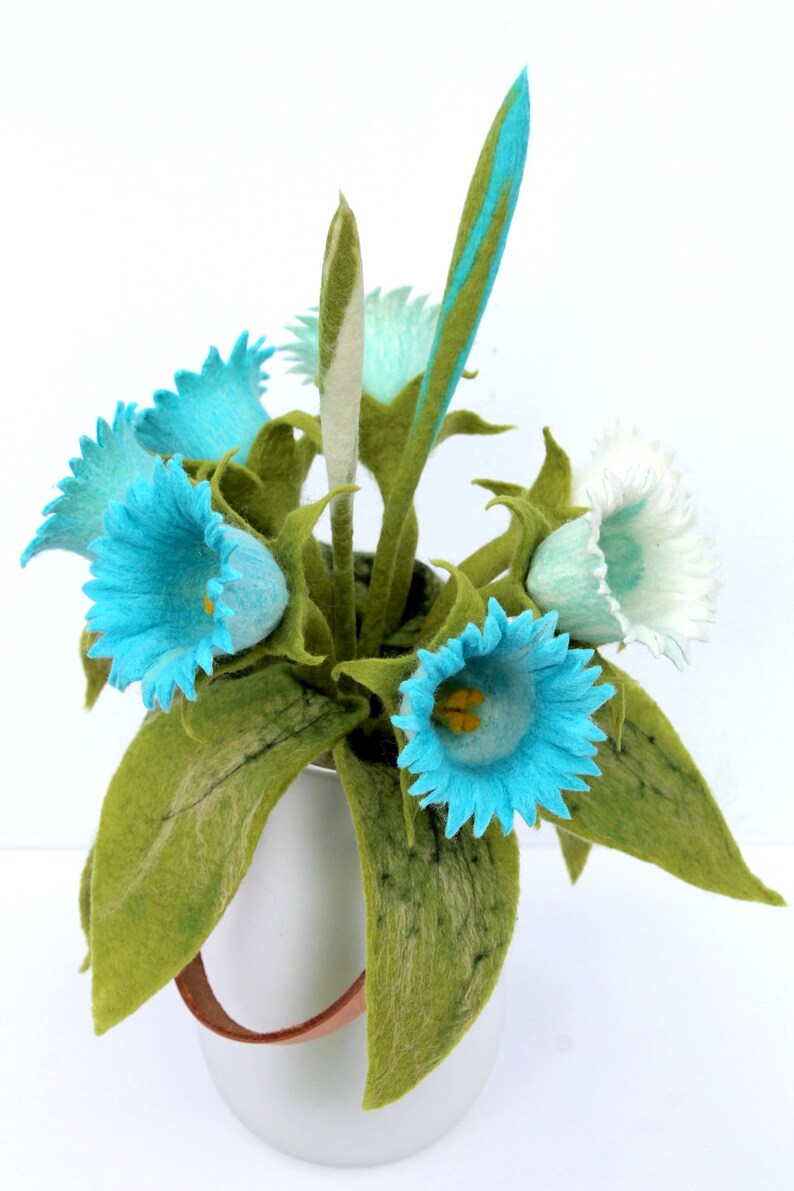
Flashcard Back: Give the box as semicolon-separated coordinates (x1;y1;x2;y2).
22;71;783;1113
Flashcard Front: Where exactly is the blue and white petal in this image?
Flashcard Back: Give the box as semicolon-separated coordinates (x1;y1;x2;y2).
392;598;613;839
21;404;157;565
134;332;274;464
283;287;440;404
528;466;719;668
84;456;289;711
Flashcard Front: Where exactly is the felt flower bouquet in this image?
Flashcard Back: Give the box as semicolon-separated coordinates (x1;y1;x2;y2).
22;72;783;1111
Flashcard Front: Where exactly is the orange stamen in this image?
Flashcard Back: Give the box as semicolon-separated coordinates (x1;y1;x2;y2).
203;593;215;616
434;687;485;734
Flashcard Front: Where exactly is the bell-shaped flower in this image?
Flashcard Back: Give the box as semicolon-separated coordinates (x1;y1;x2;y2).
283;286;439;404
391;599;613;838
84;456;289;711
134;331;274;464
527;431;719;668
570;423;680;505
21;404;157;565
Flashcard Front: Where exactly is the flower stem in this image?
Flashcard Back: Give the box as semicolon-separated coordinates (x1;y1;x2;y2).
330;494;357;663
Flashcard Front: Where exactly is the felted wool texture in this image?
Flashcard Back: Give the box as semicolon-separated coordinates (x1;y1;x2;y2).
21;403;157;565
284;287;439;405
318;196;365;490
335;740;519;1110
84;456;288;711
135;332;273;465
557;828;592;885
570;423;679;507
90;663;368;1034
410;70;529;451
543;665;784;907
393;599;614;838
527;464;719;668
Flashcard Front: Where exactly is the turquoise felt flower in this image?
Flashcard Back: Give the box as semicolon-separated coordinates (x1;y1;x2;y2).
21;404;158;566
84;456;288;711
134;332;274;464
392;599;613;838
283;286;439;404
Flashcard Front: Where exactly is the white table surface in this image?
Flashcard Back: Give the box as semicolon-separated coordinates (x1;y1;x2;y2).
1;844;792;1191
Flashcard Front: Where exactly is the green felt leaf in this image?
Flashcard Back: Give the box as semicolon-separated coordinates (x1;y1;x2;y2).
335;653;414;716
357;74;529;658
527;426;573;514
596;653;627;750
334;742;520;1109
244;412;322;534
434;409;515;446
464;493;550;618
358;382;421;635
80;629;110;710
543;667;785;906
79;846;93;972
426;562;487;648
556;829;592;885
263;489;354;668
472;477;526;499
318;195;365;663
90;664;368;1033
408;71;529;456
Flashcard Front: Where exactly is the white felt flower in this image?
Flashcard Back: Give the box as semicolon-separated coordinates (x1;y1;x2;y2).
570;423;679;506
527;432;719;668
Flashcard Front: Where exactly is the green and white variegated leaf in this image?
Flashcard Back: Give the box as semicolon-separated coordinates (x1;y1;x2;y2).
317;195;365;660
319;194;365;491
89;664;367;1033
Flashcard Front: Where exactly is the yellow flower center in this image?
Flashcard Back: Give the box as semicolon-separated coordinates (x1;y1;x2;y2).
203;592;215;616
434;687;485;734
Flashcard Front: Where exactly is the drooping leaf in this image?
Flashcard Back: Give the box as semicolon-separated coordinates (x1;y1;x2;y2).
542;667;784;906
335;741;520;1109
90;664;367;1033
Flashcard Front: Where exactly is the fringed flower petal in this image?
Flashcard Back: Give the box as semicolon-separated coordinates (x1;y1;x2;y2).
570;422;679;507
84;456;289;711
134;332;274;464
392;598;613;838
283;286;439;404
528;456;719;668
21;404;157;565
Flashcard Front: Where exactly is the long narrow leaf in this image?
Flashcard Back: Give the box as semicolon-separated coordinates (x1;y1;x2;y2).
410;67;529;452
359;70;530;655
319;195;365;662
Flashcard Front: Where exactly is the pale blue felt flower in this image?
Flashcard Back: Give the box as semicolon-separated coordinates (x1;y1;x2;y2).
283;287;439;404
527;450;719;669
392;599;613;838
21;404;157;566
84;456;288;712
134;332;274;464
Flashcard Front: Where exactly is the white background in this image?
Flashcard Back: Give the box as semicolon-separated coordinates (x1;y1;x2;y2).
1;1;792;1186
